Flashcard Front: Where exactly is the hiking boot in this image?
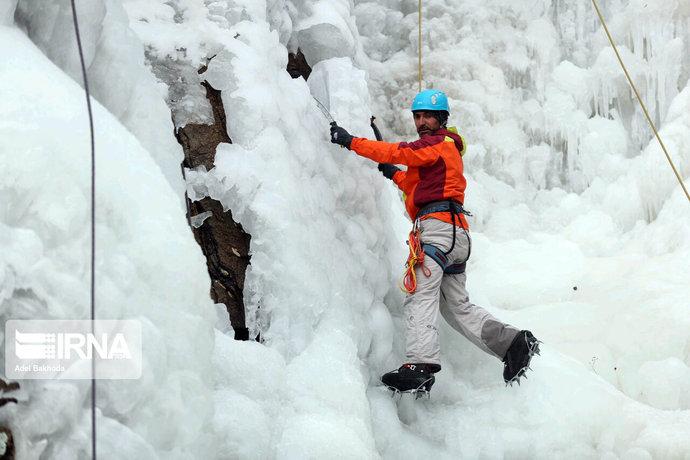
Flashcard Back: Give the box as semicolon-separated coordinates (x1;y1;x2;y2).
503;330;540;385
381;363;441;392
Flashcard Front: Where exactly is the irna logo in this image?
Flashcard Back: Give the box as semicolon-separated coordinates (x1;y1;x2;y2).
15;330;132;360
6;319;142;380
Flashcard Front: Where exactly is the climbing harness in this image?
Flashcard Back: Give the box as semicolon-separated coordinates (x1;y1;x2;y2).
422;243;466;275
590;0;689;203
418;200;472;275
401;200;473;293
416;200;469;219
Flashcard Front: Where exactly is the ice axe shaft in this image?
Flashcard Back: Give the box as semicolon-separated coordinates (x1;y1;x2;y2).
313;96;336;126
370;116;383;141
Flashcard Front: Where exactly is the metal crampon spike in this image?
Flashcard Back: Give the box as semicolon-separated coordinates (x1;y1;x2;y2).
414;390;430;400
386;386;402;400
384;377;434;400
533;341;543;355
415;377;434;393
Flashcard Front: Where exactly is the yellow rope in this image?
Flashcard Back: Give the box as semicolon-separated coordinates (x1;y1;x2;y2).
418;0;422;92
591;0;690;202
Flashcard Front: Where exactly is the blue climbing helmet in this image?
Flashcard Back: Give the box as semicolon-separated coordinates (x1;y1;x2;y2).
411;89;450;113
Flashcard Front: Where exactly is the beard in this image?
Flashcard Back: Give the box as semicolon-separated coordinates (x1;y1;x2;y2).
417;126;432;136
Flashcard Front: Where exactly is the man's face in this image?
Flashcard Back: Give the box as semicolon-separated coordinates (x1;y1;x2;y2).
413;111;441;137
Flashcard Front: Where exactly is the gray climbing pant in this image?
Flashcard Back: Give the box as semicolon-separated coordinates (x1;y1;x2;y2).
404;217;519;365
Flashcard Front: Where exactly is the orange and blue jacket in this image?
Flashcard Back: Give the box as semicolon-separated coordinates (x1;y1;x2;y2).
350;127;468;229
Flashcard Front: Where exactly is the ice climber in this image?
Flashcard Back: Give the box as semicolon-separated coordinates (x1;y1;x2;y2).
329;89;540;393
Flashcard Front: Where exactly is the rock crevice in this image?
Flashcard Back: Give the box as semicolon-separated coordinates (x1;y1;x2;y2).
175;66;251;341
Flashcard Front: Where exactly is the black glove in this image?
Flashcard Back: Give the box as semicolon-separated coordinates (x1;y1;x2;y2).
330;123;354;149
378;163;400;180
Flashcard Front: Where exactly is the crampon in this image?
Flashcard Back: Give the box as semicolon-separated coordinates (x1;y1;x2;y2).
384;378;434;400
381;363;438;399
503;330;541;386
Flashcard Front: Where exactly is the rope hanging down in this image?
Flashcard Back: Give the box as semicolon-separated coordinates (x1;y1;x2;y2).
418;0;423;92
591;0;690;203
402;226;431;294
69;0;97;458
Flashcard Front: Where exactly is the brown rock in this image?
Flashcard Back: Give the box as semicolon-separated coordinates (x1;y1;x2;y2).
175;64;252;341
287;48;312;80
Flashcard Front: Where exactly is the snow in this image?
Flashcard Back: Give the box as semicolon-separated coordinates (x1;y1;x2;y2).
0;0;17;26
1;0;690;458
292;0;358;65
14;0;185;196
0;24;215;458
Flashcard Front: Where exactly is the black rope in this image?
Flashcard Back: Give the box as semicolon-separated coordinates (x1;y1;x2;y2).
68;1;96;458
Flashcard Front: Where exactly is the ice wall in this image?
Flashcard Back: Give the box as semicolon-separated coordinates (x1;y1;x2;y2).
13;0;185;196
0;25;216;458
149;2;406;456
4;0;405;457
2;0;690;458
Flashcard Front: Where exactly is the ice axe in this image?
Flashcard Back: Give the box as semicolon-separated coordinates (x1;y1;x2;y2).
370;116;383;141
314;96;349;149
313;96;337;127
314;96;386;147
312;66;337;127
371;116;394;176
309;69;355;149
